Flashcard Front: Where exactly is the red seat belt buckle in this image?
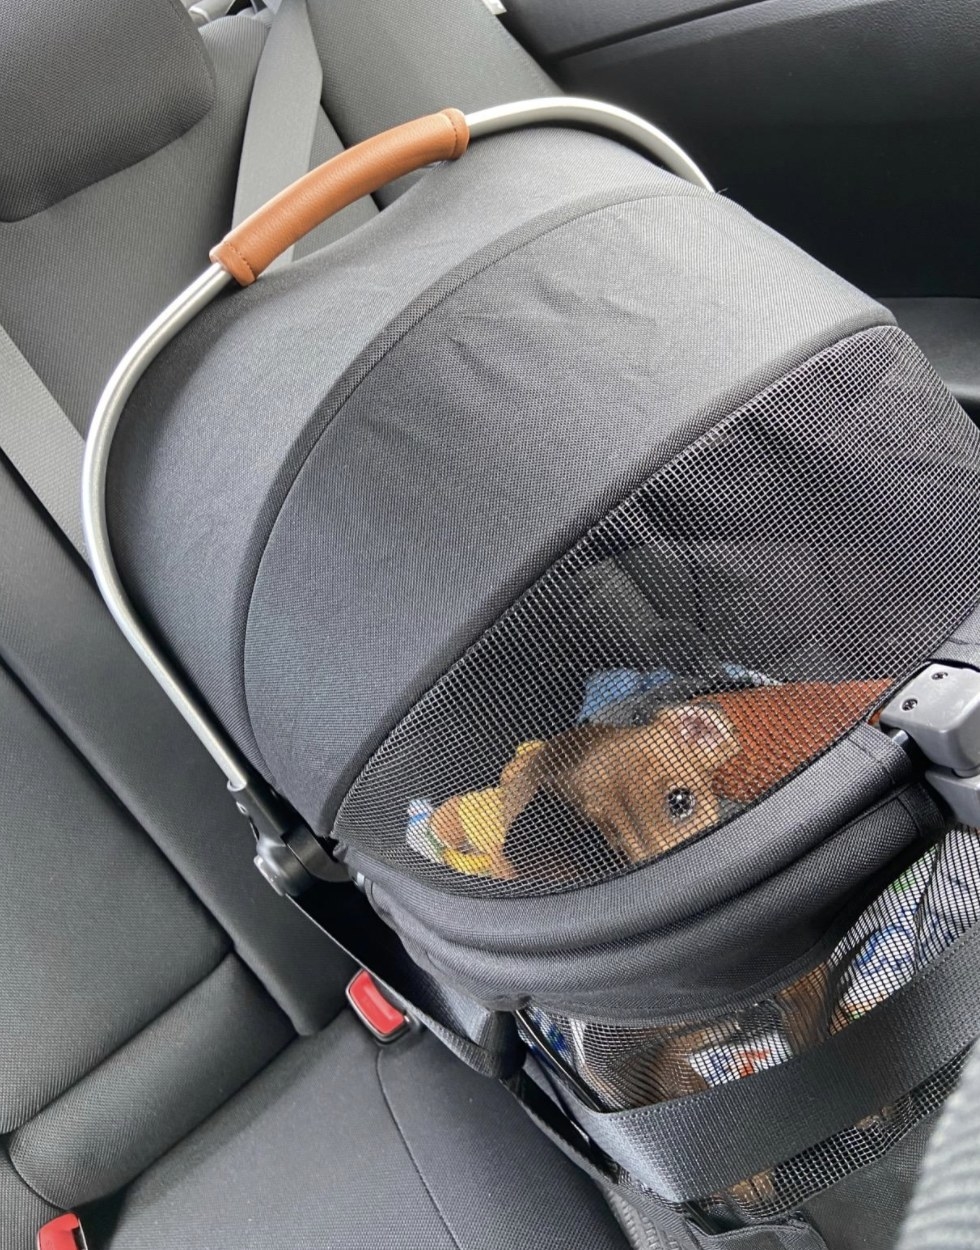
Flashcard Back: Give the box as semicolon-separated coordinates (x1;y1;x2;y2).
37;1214;88;1250
346;969;411;1043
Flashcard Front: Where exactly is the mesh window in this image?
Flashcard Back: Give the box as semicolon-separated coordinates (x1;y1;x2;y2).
523;829;980;1112
522;829;980;1222
705;1054;966;1225
337;326;980;896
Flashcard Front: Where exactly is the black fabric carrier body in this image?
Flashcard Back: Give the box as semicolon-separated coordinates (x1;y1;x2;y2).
107;124;980;1248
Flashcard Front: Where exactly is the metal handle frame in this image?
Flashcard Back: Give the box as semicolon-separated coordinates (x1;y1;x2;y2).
81;97;714;800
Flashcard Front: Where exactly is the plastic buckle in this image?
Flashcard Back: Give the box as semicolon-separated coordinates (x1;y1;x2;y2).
881;663;980;825
37;1214;87;1250
346;970;411;1043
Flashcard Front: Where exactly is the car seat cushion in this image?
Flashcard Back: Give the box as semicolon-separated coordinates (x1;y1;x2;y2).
101;1013;627;1250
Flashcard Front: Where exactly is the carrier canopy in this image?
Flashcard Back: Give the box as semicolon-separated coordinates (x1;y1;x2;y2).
109;126;885;829
337;325;980;898
108;125;980;1005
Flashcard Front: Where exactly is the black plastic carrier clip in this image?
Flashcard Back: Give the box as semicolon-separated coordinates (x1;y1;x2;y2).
232;780;348;897
881;663;980;825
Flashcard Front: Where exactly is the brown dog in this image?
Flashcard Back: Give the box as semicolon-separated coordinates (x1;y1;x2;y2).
421;679;891;882
499;679;892;875
499;704;739;867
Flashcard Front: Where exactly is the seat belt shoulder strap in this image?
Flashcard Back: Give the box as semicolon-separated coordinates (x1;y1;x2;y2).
232;0;324;269
0;325;86;558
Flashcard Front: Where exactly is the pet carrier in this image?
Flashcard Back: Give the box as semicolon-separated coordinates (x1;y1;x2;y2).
83;100;980;1249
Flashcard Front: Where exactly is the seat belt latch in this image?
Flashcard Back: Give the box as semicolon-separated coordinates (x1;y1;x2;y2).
347;969;411;1043
37;1214;88;1250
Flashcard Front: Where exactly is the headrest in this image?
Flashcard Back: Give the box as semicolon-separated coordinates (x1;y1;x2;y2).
0;0;215;220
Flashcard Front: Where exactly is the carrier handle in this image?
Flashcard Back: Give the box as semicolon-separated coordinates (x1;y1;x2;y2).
209;97;713;286
211;108;470;286
83;97;713;860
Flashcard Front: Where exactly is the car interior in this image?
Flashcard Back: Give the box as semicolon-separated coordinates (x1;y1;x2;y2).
3;1;980;1249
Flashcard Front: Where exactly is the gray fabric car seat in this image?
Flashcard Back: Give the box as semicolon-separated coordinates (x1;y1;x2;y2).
0;0;628;1246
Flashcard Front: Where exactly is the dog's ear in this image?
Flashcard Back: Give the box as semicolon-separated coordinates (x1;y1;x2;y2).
657;704;739;764
499;739;546;827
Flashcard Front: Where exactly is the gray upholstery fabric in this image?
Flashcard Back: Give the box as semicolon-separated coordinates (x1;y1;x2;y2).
9;955;293;1207
0;0;214;221
307;0;555;203
0;662;228;1131
896;1043;980;1250
374;1034;627;1250
106;1013;626;1250
0;1154;58;1250
0;13;264;434
0;457;353;1037
108;129;689;776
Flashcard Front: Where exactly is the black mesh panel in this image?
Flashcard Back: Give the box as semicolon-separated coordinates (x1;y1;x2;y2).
525;829;980;1224
710;1054;964;1225
337;326;980;898
524;830;980;1108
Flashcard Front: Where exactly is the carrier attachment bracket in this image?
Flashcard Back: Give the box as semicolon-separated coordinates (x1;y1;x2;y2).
881;663;980;825
231;779;349;897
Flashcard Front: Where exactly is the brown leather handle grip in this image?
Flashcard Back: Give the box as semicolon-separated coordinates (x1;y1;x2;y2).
211;108;470;286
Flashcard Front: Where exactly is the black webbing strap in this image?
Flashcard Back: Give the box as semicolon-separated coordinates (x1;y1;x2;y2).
507;1066;705;1249
562;921;980;1203
508;1067;830;1249
294;882;521;1078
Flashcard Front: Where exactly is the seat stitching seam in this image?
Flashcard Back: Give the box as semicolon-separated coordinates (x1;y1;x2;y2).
3;952;237;1150
375;1047;465;1250
2;1143;60;1211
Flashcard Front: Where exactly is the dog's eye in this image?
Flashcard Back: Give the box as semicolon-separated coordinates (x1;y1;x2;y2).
666;787;697;821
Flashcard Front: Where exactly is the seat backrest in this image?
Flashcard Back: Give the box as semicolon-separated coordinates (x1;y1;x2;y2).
0;0;265;434
0;0;554;435
0;0;556;1237
0;0;356;1239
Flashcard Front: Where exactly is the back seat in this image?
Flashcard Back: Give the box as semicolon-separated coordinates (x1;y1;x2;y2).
0;0;625;1245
